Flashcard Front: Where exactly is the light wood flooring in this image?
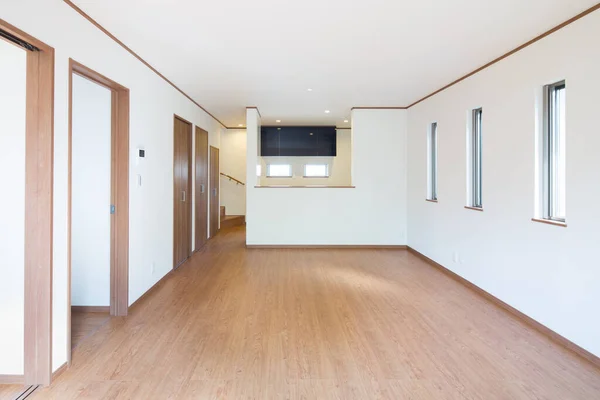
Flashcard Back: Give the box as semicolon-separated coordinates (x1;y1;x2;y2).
0;384;27;400
29;226;600;399
71;311;110;350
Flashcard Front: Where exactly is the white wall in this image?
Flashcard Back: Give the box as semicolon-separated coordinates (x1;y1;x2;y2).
2;0;225;372
407;9;600;357
71;75;111;306
259;129;352;186
246;109;407;245
220;129;247;215
0;38;27;375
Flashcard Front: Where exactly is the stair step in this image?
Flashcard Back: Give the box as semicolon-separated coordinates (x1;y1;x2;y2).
220;215;245;229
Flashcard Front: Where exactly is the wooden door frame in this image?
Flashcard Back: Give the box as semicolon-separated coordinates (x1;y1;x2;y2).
0;18;54;386
194;126;208;251
67;59;130;365
173;115;193;268
209;146;220;239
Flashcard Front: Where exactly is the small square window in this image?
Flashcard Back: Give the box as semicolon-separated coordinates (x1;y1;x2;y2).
304;164;329;178
266;164;292;177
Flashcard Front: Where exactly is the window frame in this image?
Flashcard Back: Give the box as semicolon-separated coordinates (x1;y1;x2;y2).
469;108;483;209
303;163;329;178
266;163;293;178
542;80;566;222
427;122;438;201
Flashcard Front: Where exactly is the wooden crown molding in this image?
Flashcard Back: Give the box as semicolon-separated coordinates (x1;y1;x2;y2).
65;1;600;122
246;106;262;118
63;0;227;129
406;2;600;108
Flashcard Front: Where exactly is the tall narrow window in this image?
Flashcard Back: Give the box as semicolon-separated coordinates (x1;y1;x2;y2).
469;108;483;208
543;81;566;221
427;122;438;200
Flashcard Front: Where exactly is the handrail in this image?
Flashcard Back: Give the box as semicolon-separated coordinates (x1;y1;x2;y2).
220;172;245;186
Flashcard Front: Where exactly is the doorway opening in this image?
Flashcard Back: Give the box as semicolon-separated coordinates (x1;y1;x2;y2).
0;19;54;387
67;59;130;364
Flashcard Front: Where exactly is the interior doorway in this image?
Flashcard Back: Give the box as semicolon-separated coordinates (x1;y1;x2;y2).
209;146;220;238
0;18;54;386
173;116;193;267
67;60;130;364
195;127;209;250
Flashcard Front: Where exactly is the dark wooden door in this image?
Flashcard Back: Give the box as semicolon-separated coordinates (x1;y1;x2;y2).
209;146;220;238
195;127;209;250
173;116;192;268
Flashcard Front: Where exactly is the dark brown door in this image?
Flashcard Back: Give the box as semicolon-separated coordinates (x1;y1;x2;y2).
195;127;209;250
209;146;220;238
173;116;192;268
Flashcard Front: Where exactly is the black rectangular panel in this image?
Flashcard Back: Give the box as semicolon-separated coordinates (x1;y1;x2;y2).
260;127;280;156
316;127;336;156
260;126;337;157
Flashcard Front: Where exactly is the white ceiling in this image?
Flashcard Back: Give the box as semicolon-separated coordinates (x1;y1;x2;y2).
72;0;597;128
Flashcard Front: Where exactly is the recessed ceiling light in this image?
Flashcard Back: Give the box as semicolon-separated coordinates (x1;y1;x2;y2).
276;119;281;123
324;110;330;114
307;88;313;92
238;124;243;127
344;119;349;123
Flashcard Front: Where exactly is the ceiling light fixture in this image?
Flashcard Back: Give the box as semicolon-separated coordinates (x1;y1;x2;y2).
344;119;349;123
276;119;281;123
238;124;243;127
324;110;330;114
307;88;313;92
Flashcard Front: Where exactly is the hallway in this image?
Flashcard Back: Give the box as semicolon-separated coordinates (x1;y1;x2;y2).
28;226;600;399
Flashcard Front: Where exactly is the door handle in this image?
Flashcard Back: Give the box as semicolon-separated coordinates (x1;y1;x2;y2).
200;184;205;194
213;188;217;197
181;190;186;202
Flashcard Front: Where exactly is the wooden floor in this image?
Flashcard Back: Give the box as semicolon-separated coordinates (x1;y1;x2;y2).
71;311;110;350
30;226;600;399
0;384;27;400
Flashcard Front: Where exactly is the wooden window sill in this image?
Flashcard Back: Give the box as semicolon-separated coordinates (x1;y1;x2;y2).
464;206;484;212
254;185;355;188
426;199;438;203
531;218;567;227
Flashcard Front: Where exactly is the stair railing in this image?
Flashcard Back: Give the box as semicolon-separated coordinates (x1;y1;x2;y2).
220;172;245;186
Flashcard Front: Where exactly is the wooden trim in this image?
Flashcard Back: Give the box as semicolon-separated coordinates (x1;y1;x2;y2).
247;245;407;249
407;247;600;370
0;17;58;387
174;114;194;126
336;127;351;130
68;59;130;366
129;269;175;311
425;199;438;203
0;375;25;384
71;306;110;313
51;362;68;380
227;126;246;130
531;217;567;227
407;3;600;108
464;205;484;212
62;0;227;129
254;185;356;188
246;106;262;118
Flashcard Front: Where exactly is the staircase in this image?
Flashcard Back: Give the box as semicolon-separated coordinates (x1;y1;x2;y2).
220;206;245;229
